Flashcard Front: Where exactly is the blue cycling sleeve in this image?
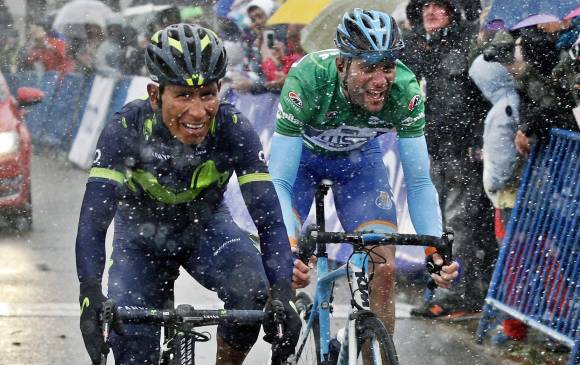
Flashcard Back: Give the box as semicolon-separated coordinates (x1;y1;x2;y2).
399;136;442;237
268;133;303;243
75;181;118;285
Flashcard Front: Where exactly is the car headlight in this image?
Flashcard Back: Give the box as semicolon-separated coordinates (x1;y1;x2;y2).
0;130;20;155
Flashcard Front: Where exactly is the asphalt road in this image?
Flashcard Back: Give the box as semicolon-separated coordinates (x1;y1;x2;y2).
0;154;495;365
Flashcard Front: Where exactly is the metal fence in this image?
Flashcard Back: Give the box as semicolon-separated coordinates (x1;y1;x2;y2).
476;128;580;365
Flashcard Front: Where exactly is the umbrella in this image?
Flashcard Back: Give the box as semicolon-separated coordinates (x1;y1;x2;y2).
300;0;402;53
564;6;580;20
485;0;578;29
512;13;560;30
267;0;331;25
52;0;113;34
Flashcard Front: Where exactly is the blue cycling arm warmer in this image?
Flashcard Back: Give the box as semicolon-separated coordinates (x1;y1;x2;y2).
399;136;442;237
75;181;118;285
268;133;303;241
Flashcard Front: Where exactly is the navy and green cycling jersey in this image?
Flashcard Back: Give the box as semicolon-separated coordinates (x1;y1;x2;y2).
75;98;293;287
269;50;442;241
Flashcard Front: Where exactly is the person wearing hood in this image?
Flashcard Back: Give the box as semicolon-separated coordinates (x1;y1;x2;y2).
402;0;497;318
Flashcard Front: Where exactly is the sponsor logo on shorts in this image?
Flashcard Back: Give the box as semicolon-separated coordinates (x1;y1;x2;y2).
288;91;303;108
375;191;393;210
408;94;422;111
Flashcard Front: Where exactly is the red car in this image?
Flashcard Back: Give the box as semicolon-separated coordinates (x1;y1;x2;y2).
0;71;44;231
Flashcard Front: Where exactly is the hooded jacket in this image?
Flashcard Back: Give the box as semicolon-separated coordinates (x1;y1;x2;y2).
470;55;522;208
401;0;488;159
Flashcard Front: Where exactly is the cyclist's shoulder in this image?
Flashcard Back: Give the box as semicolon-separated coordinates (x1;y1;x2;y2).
111;97;155;131
392;60;421;95
286;49;340;89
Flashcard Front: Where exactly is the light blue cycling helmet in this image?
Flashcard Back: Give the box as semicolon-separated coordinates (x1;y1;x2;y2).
335;8;405;64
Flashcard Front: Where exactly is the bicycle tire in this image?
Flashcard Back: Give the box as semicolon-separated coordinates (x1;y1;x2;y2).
291;292;322;365
355;314;398;365
166;332;196;365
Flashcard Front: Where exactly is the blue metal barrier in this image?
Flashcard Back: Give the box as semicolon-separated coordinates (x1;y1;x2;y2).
25;71;59;141
476;129;580;365
41;73;85;150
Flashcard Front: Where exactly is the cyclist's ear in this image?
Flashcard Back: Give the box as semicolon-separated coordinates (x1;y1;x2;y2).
336;57;344;72
147;83;160;110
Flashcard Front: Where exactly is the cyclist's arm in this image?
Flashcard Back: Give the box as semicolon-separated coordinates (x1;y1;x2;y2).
228;111;294;285
75;107;136;284
399;135;442;237
75;181;118;284
268;133;302;245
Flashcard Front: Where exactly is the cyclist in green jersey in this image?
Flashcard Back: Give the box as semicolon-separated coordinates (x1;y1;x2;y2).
269;9;460;334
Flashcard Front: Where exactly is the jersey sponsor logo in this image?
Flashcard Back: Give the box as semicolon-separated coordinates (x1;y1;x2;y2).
277;107;303;126
153;151;171;161
304;126;392;151
375;191;393;210
408;94;422;111
288;91;303;108
401;112;425;127
325;110;338;119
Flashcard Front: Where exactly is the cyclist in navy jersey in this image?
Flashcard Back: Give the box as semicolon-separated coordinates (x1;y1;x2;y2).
75;24;303;365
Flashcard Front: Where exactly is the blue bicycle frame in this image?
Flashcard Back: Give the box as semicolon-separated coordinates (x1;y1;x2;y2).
305;251;371;363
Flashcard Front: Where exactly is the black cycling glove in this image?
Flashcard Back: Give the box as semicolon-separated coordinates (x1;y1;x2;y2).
79;280;121;364
263;281;302;361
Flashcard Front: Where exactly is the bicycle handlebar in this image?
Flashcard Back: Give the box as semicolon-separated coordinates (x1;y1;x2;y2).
116;304;265;327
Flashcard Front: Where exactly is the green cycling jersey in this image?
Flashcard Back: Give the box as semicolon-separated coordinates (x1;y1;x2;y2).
275;49;426;153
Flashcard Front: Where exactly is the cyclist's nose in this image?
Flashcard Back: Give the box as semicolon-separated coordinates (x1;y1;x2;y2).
183;98;208;121
369;70;388;88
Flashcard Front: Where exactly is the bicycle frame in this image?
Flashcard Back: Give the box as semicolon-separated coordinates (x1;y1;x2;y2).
304;251;373;364
299;181;387;365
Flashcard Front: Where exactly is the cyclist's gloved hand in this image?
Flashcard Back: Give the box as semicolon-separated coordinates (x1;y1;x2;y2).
263;281;302;361
79;280;122;364
425;251;460;289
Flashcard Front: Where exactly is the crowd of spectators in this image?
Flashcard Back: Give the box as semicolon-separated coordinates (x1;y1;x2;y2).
398;0;580;345
1;0;579;348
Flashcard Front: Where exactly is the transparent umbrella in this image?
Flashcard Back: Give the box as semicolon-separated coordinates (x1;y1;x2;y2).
52;0;114;37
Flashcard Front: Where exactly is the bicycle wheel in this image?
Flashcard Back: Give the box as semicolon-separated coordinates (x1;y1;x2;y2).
291;292;321;365
355;314;398;365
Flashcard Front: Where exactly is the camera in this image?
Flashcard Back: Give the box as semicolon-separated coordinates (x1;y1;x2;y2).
483;42;515;64
264;30;275;49
483;30;515;64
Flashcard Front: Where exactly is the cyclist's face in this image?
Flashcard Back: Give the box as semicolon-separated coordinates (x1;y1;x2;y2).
342;59;396;113
149;82;220;145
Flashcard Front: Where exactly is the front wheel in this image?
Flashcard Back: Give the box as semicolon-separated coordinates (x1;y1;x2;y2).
355;314;398;365
288;292;321;365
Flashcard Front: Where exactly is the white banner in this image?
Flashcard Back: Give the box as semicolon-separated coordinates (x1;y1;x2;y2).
124;76;151;105
68;76;116;169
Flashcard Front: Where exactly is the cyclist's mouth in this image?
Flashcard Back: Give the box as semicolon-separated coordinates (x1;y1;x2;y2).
365;89;386;103
181;121;206;135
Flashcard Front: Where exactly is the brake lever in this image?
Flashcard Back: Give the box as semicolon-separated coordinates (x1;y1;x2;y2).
426;229;454;290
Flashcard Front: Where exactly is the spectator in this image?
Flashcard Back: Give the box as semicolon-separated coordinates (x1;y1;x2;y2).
0;28;20;75
401;0;497;318
18;23;74;74
119;25;146;76
68;23;105;75
231;0;277;94
95;14;125;78
260;24;305;92
513;26;579;157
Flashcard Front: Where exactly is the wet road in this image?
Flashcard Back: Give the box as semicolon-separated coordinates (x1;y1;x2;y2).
0;154;495;365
